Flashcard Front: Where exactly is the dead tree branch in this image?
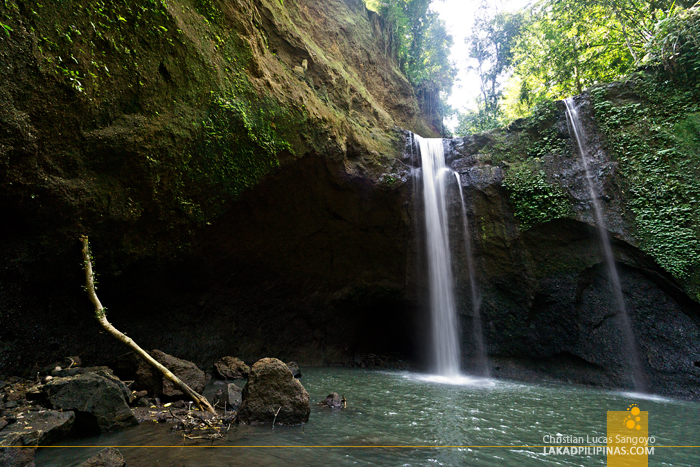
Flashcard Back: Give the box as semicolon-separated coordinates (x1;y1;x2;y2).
80;235;216;414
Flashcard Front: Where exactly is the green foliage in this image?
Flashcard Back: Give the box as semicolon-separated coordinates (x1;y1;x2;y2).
591;78;700;279
455;106;502;135
510;0;638;105
645;5;700;88
457;0;681;121
455;2;523;135
502;164;571;230
364;0;456;125
1;20;11;36
201;94;291;199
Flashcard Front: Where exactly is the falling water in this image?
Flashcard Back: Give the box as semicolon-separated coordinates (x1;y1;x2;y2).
564;98;647;392
416;136;461;377
454;172;489;376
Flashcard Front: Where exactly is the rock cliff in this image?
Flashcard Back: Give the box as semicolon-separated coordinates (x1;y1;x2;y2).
441;76;700;399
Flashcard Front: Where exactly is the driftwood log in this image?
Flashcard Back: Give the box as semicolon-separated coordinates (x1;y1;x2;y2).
80;235;216;414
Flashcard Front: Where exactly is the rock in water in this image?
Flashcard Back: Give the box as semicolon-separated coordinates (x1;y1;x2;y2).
77;447;126;467
213;357;250;380
286;362;302;378
226;383;242;411
238;358;310;425
319;392;344;409
43;373;137;433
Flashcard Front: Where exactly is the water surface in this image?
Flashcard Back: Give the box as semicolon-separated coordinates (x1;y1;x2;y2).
36;368;700;466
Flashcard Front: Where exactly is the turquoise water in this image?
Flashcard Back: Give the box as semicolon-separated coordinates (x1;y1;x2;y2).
35;368;700;466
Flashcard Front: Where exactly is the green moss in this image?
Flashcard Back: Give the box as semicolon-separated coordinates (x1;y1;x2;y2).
502;163;571;230
591;77;700;281
199;93;291;199
193;0;223;24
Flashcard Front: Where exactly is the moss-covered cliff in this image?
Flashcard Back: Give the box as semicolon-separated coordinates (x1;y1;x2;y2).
0;0;433;375
444;70;700;398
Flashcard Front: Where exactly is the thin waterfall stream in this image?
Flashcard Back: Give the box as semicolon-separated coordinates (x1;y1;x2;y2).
564;97;647;392
454;172;489;376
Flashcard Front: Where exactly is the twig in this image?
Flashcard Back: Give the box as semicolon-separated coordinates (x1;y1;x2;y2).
271;406;282;429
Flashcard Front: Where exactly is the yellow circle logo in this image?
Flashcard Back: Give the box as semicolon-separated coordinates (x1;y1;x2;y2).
624;404;642;430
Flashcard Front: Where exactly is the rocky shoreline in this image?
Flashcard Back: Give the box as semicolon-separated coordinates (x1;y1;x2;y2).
0;352;336;466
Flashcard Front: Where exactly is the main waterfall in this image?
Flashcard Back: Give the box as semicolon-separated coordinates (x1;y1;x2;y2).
416;136;461;377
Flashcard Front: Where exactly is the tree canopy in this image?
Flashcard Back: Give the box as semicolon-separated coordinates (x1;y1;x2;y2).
456;0;699;136
365;0;457;132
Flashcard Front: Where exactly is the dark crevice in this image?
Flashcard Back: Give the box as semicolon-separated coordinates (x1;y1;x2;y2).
158;63;172;83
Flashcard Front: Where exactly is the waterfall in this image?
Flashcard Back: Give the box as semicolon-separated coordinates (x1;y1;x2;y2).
454;172;489;376
564;98;647;392
416;136;461;377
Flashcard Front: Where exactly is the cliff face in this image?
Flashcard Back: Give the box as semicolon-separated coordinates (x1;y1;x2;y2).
0;0;431;374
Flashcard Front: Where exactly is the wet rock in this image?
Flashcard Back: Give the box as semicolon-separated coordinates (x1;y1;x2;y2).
134;397;150;408
0;433;36;467
32;356;82;378
352;354;410;370
117;351;205;400
77;447;126;467
152;350;205;399
286;362;302;378
238;358;310;425
0;410;74;445
52;366;113;378
226;384;242;411
168;400;188;409
213;383;242;411
319;392;345;409
43;373;137;433
213;357;250;380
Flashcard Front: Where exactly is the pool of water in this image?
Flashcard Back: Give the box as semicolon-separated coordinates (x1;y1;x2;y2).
35;368;700;466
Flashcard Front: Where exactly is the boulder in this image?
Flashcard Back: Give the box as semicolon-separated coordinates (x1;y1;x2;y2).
286;362;302;378
116;351;205;400
213;357;250;380
319;393;344;409
238;358;310;425
0;410;74;445
77;447;126;467
43;373;137;433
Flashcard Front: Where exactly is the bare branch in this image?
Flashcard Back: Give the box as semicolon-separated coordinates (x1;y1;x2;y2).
79;236;216;414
